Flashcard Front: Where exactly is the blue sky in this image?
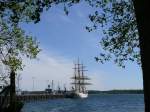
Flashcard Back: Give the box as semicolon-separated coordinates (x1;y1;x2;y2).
19;2;143;91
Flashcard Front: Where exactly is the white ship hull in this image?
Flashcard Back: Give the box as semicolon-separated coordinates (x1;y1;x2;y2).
75;92;88;98
65;91;88;98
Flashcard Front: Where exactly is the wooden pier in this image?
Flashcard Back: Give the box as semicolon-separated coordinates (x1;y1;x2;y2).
0;94;65;104
18;94;65;101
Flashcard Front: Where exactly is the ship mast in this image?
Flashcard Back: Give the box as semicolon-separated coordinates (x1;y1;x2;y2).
77;58;81;92
71;59;91;93
81;64;85;93
74;63;77;91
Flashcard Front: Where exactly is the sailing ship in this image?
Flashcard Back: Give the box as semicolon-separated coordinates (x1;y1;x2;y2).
69;59;91;98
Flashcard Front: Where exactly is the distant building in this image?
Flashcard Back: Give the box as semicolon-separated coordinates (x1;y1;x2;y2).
45;84;52;94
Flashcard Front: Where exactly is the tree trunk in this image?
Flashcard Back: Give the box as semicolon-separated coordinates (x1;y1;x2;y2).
133;0;150;112
10;70;16;112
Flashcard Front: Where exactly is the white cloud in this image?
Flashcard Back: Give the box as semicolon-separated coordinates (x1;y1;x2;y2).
19;50;106;91
20;51;74;91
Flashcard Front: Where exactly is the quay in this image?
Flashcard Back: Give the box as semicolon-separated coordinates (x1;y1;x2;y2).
0;94;66;104
17;94;65;101
0;82;69;104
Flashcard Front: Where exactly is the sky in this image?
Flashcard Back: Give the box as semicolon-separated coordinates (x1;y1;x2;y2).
19;2;143;91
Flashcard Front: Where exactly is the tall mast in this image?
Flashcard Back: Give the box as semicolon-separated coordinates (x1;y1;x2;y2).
71;59;91;93
81;64;84;93
77;58;81;92
74;63;77;91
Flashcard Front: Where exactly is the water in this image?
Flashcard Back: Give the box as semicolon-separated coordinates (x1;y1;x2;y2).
22;94;144;112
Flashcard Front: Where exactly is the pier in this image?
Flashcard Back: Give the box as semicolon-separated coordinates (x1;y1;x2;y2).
0;94;66;104
17;94;65;101
0;80;69;105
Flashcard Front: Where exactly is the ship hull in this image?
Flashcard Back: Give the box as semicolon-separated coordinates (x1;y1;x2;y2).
65;92;88;98
76;92;88;98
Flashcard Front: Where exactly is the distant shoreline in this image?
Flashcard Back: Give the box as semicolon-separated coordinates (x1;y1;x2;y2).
88;90;143;94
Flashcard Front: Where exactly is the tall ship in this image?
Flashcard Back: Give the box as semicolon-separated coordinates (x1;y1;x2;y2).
70;59;91;98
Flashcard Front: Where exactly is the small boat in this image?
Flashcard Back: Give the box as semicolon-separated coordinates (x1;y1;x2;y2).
67;59;91;98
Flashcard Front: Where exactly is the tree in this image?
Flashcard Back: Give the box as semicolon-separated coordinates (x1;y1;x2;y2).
85;0;149;112
0;1;66;111
0;1;78;111
132;1;150;112
0;21;40;111
0;0;80;24
85;0;139;67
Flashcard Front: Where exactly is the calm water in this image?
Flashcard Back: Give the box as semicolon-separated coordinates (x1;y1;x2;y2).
22;94;144;112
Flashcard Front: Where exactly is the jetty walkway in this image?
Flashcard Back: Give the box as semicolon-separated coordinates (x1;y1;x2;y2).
0;94;65;104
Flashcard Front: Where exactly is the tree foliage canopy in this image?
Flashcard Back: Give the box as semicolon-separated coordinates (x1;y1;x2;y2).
85;0;140;67
0;0;80;24
0;21;40;71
